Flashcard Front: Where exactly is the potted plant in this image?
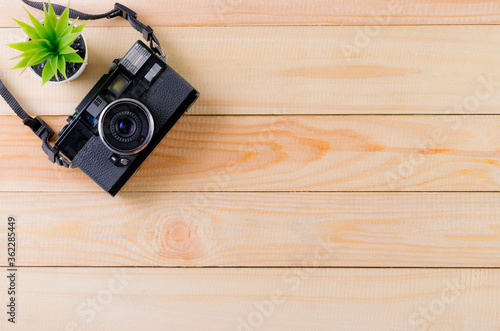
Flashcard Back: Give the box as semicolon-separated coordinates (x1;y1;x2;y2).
8;1;88;85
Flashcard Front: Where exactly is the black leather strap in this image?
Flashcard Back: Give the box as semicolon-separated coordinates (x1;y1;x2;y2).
21;1;166;60
0;79;73;168
21;0;119;20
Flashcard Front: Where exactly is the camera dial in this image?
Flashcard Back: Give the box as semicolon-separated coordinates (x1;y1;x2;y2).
98;98;154;156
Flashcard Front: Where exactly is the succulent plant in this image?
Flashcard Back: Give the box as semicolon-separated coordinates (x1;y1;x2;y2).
8;1;88;85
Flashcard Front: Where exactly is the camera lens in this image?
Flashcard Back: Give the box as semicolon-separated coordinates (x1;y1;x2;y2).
116;117;136;137
98;99;154;155
109;110;142;144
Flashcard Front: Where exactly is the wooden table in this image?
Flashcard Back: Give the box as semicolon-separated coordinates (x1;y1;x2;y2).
1;1;500;330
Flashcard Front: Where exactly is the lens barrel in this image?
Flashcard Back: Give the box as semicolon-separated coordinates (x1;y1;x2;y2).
98;99;154;155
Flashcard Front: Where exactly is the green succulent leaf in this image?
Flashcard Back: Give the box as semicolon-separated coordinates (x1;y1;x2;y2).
27;50;51;67
49;56;59;81
43;2;57;38
55;5;69;38
47;1;58;25
57;54;68;81
57;33;80;51
63;52;86;64
24;8;50;40
59;20;77;39
8;39;50;52
70;21;88;35
9;48;38;60
12;57;31;70
58;46;77;55
10;2;87;85
12;18;40;40
42;57;56;85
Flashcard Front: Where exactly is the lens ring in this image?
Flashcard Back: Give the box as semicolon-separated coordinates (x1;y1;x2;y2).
110;110;141;142
98;98;155;156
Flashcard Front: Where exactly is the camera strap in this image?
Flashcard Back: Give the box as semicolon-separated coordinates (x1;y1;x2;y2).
0;78;73;167
21;1;167;60
0;2;168;168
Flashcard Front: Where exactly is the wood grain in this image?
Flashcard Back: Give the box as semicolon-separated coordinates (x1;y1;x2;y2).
2;192;500;267
1;268;498;330
2;0;500;27
3;26;500;116
2;2;500;329
1;115;500;192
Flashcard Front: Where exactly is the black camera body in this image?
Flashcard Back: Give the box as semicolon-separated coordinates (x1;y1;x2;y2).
55;40;199;196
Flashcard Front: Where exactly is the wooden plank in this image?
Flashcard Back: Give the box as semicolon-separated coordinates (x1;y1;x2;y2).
2;26;500;116
1;115;500;192
1;268;498;330
2;192;500;267
2;0;500;27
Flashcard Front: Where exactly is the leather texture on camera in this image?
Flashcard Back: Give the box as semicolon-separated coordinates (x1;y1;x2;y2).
72;64;197;195
142;65;196;129
73;135;136;192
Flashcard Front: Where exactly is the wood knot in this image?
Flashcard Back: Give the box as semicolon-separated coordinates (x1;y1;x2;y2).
164;220;193;251
151;212;215;261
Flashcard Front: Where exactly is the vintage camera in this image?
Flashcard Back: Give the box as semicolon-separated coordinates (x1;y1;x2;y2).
55;40;199;196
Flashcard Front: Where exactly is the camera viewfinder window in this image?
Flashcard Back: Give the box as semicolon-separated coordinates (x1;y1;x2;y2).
108;75;129;97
